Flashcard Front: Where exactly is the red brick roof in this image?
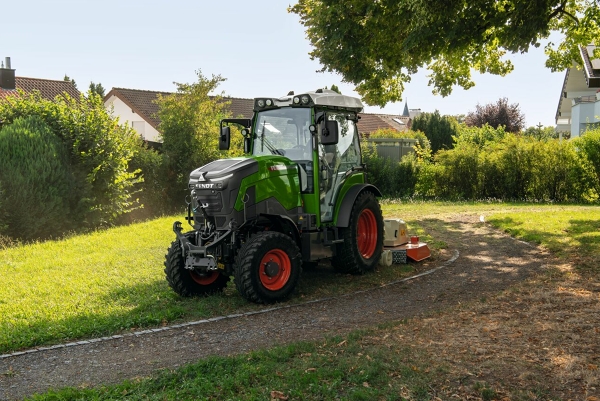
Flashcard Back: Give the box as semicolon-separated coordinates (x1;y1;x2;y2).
104;87;412;135
104;87;254;130
357;113;410;135
0;77;80;100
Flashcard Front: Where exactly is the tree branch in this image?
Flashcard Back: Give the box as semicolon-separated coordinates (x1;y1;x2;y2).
549;2;579;24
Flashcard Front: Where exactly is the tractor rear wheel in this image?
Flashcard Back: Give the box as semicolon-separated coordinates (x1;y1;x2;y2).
164;238;229;297
332;191;383;274
234;231;302;304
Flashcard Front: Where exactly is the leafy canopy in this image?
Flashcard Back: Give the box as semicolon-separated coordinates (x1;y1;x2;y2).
156;70;240;208
290;0;600;106
465;97;525;133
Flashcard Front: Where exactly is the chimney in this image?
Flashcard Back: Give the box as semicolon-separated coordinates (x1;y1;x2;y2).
0;57;16;90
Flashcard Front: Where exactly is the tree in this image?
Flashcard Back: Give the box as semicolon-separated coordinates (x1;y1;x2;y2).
411;111;459;153
63;74;77;89
156;70;233;208
523;124;561;140
465;98;525;133
290;0;600;106
330;84;341;94
89;82;106;98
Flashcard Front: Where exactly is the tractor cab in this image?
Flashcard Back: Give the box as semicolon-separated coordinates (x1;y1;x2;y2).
219;89;364;224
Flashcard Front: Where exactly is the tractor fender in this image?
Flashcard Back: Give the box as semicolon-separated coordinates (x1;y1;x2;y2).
261;213;301;244
335;184;382;228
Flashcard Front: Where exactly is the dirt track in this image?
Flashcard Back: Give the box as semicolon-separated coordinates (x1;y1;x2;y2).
0;215;553;400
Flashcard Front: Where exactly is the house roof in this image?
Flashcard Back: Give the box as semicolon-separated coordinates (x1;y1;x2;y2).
105;87;414;135
0;76;80;100
104;87;255;130
580;45;600;87
357;113;410;135
555;45;600;129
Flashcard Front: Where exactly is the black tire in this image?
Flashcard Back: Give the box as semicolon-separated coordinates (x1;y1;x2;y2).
164;238;229;297
234;231;302;304
332;191;384;274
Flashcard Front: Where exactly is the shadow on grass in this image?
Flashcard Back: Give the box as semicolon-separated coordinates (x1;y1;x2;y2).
3;215;562;355
488;215;600;273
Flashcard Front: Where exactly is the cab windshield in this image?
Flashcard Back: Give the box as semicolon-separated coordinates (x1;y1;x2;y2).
253;108;312;162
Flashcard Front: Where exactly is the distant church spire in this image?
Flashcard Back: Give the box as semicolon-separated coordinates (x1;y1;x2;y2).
402;99;410;117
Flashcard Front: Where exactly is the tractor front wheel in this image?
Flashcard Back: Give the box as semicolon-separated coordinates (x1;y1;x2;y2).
234;231;302;304
332;191;383;274
164;238;229;297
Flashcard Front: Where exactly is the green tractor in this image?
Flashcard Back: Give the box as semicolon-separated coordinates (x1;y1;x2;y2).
165;89;384;303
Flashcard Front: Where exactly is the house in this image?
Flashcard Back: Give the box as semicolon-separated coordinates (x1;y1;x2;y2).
555;45;600;137
104;87;254;144
104;87;418;144
0;57;80;100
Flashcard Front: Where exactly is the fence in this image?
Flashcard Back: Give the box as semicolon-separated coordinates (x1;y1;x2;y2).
366;138;417;163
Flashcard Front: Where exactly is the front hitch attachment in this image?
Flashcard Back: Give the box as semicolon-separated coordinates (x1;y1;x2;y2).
173;221;216;270
172;221;234;271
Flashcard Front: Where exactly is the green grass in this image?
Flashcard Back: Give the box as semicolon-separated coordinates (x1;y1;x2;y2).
28;331;435;401
10;201;600;400
487;209;600;270
0;215;428;354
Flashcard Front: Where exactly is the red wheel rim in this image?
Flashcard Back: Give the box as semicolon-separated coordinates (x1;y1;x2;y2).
190;270;220;285
259;249;291;291
357;208;378;259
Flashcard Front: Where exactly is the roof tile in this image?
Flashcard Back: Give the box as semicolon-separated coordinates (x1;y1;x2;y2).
105;87;412;135
12;77;80;99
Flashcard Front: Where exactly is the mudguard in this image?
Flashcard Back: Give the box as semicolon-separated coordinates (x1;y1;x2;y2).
334;184;382;228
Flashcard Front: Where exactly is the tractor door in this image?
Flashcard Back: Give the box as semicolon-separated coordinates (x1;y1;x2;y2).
318;112;362;222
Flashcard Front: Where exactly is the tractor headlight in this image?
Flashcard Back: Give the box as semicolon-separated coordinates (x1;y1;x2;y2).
265;99;273;106
257;99;266;108
301;95;310;104
293;96;300;104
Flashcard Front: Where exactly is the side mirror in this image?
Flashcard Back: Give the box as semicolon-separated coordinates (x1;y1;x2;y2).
219;126;231;150
321;120;339;145
244;136;252;153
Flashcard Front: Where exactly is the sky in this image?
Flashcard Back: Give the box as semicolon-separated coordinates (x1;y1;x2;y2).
3;0;566;128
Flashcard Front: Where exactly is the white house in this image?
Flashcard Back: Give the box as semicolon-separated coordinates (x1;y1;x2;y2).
555;45;600;137
104;87;170;143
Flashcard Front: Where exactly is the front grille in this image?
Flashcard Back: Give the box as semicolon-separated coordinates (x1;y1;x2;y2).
195;193;223;213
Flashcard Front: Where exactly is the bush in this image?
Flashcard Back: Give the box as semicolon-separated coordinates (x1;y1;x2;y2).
362;144;419;197
576;129;600;196
453;124;508;148
0;90;143;229
416;134;598;202
0;116;73;240
125;144;170;221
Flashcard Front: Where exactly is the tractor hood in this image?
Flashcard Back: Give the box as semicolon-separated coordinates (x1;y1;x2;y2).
189;158;259;191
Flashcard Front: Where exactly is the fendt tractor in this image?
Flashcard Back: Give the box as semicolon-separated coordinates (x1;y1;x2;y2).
165;89;384;304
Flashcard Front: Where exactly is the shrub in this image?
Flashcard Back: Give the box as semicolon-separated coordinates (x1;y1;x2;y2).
362;144;419;197
429;143;482;199
576;129;600;196
0;90;142;229
125;144;170;221
0;116;73;240
453;124;508;148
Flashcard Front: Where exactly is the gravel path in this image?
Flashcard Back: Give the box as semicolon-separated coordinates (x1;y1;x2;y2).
0;215;551;400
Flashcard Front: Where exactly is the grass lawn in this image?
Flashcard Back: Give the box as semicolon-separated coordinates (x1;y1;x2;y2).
3;202;599;400
0;213;428;354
